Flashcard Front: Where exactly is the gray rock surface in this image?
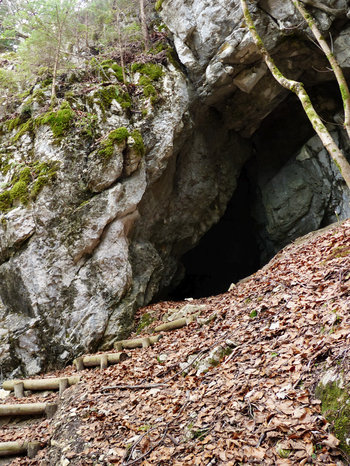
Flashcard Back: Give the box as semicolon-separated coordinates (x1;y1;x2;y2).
252;131;350;261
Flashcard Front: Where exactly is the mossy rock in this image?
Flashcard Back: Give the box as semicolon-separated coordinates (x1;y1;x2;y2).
130;130;145;157
136;312;155;334
12;119;34;143
315;373;350;457
0;161;59;213
98;127;129;160
100;60;124;82
36;101;75;140
10;180;29;205
0;191;11;212
95;85;131;111
131;62;164;81
6;106;32;133
97;127;145;161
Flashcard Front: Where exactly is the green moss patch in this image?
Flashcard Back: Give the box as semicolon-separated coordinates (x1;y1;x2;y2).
155;0;164;12
315;378;350;456
0;161;60;213
98;127;129;160
131;63;163;81
6;104;32;133
12;119;34;143
100;60;124;82
95;85;131;111
97;127;144;160
136;312;155;334
130;130;145;156
36;101;75;139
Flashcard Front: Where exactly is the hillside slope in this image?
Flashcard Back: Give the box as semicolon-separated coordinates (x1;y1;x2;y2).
1;219;349;465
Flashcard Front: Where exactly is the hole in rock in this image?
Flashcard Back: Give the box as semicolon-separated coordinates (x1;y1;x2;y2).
170;81;343;300
171;169;260;299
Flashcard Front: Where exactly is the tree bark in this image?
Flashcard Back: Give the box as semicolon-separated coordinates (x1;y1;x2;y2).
139;0;149;50
115;10;126;83
293;0;350;140
240;0;350;190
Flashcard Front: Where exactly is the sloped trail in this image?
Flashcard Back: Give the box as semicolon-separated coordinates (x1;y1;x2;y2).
0;220;349;465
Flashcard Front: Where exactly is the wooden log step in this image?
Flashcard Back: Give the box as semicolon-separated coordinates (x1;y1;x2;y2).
0;403;58;418
2;375;80;392
73;351;129;370
114;335;162;351
0;441;41;458
154;314;199;332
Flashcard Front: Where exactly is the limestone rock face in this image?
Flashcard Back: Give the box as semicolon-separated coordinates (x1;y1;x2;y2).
252;131;350;261
1;0;350;376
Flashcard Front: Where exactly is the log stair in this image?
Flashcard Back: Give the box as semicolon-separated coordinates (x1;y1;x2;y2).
0;314;201;461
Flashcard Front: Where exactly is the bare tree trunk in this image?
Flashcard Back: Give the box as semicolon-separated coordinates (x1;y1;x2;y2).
116;10;126;83
240;0;350;190
51;6;64;103
293;0;350;140
139;0;149;50
51;46;60;102
85;10;90;49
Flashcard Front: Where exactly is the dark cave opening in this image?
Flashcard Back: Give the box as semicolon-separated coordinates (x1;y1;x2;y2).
170;80;344;300
171;168;260;299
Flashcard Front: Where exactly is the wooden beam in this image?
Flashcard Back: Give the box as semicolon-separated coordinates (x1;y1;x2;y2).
13;382;24;398
73;352;129;369
114;335;161;350
0;403;57;417
154;314;198;332
2;376;80;392
0;441;27;457
0;441;41;458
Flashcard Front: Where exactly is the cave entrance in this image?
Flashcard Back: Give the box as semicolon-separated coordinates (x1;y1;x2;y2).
170;80;344;300
171;168;260;299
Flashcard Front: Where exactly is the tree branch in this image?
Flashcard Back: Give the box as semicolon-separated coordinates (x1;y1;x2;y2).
240;0;350;190
293;0;350;140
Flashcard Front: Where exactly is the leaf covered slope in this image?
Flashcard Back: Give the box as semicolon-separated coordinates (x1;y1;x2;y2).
1;220;350;465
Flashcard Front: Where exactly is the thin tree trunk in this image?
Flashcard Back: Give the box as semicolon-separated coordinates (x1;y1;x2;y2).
85;10;90;48
116;10;126;83
51;7;63;103
139;0;149;50
293;0;350;140
240;0;350;190
51;46;60;102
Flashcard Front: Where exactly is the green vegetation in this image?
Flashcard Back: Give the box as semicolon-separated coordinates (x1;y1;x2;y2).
130;130;145;156
97;127;145;161
131;63;164;106
276;446;291;458
316;379;350;456
155;0;164;12
36;101;75;139
131;62;163;81
95;85;131;112
136;312;155;334
12;119;34;143
98;127;129;159
0;161;59;213
100;60;124;82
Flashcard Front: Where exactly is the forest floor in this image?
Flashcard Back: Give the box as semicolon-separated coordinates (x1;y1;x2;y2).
1;219;350;465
